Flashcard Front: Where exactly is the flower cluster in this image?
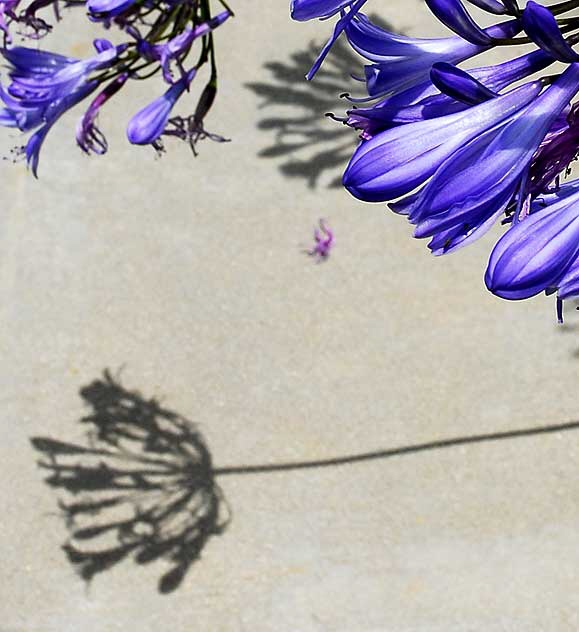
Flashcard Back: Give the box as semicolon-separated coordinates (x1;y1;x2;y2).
291;0;579;319
0;0;233;175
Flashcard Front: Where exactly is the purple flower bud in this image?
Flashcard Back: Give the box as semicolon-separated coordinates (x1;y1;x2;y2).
0;43;123;174
430;62;497;105
345;49;553;135
522;1;579;63
485;188;579;299
127;68;196;145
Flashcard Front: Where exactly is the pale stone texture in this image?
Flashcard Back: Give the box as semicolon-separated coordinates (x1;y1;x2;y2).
2;3;579;631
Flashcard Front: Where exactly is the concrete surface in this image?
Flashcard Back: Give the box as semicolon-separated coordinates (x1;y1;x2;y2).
2;2;579;631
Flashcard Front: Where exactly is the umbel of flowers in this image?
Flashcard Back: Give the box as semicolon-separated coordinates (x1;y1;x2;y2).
0;0;232;175
291;0;579;319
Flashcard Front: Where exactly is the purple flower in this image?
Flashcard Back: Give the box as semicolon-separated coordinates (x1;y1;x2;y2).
1;42;120;116
485;186;579;300
424;0;494;45
76;73;128;155
126;68;197;145
522;1;579;63
290;0;360;20
87;0;136;17
311;1;367;81
344;49;553;136
0;41;123;174
342;80;542;202
130;11;230;84
345;14;521;98
25;82;97;175
407;63;579;251
306;218;334;261
529;103;579;194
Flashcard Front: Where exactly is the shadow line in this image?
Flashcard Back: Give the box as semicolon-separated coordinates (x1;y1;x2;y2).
32;368;579;593
213;419;579;476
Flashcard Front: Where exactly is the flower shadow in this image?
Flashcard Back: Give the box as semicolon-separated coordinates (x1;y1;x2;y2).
245;18;398;189
32;368;579;594
31;370;230;594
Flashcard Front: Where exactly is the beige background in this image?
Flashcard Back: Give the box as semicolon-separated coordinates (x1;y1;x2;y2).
2;2;579;630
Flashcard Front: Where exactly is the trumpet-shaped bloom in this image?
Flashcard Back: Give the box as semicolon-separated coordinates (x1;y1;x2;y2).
342;80;542;201
127;68;197;145
0;41;123;174
345;49;554;135
485;187;579;299
345;14;520;98
1;42;121;119
25;82;97;175
409;64;579;244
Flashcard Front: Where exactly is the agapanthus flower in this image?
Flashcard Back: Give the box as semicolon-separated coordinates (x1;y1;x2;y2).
292;0;579;316
291;0;368;79
128;10;231;84
0;0;235;172
344;14;521;98
485;186;579;301
127;67;197;146
406;64;579;251
343;49;554;137
342;78;544;202
76;72;128;154
0;41;124;173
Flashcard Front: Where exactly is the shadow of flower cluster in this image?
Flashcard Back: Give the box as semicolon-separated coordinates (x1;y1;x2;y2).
246;38;361;188
31;370;230;594
245;18;397;189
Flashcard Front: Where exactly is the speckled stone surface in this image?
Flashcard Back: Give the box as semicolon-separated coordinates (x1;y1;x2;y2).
2;4;579;631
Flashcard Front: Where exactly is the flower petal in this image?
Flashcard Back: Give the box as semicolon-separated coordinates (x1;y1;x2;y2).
430;62;496;105
127;68;196;145
425;0;492;45
522;1;579;62
485;190;579;299
342;80;541;202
